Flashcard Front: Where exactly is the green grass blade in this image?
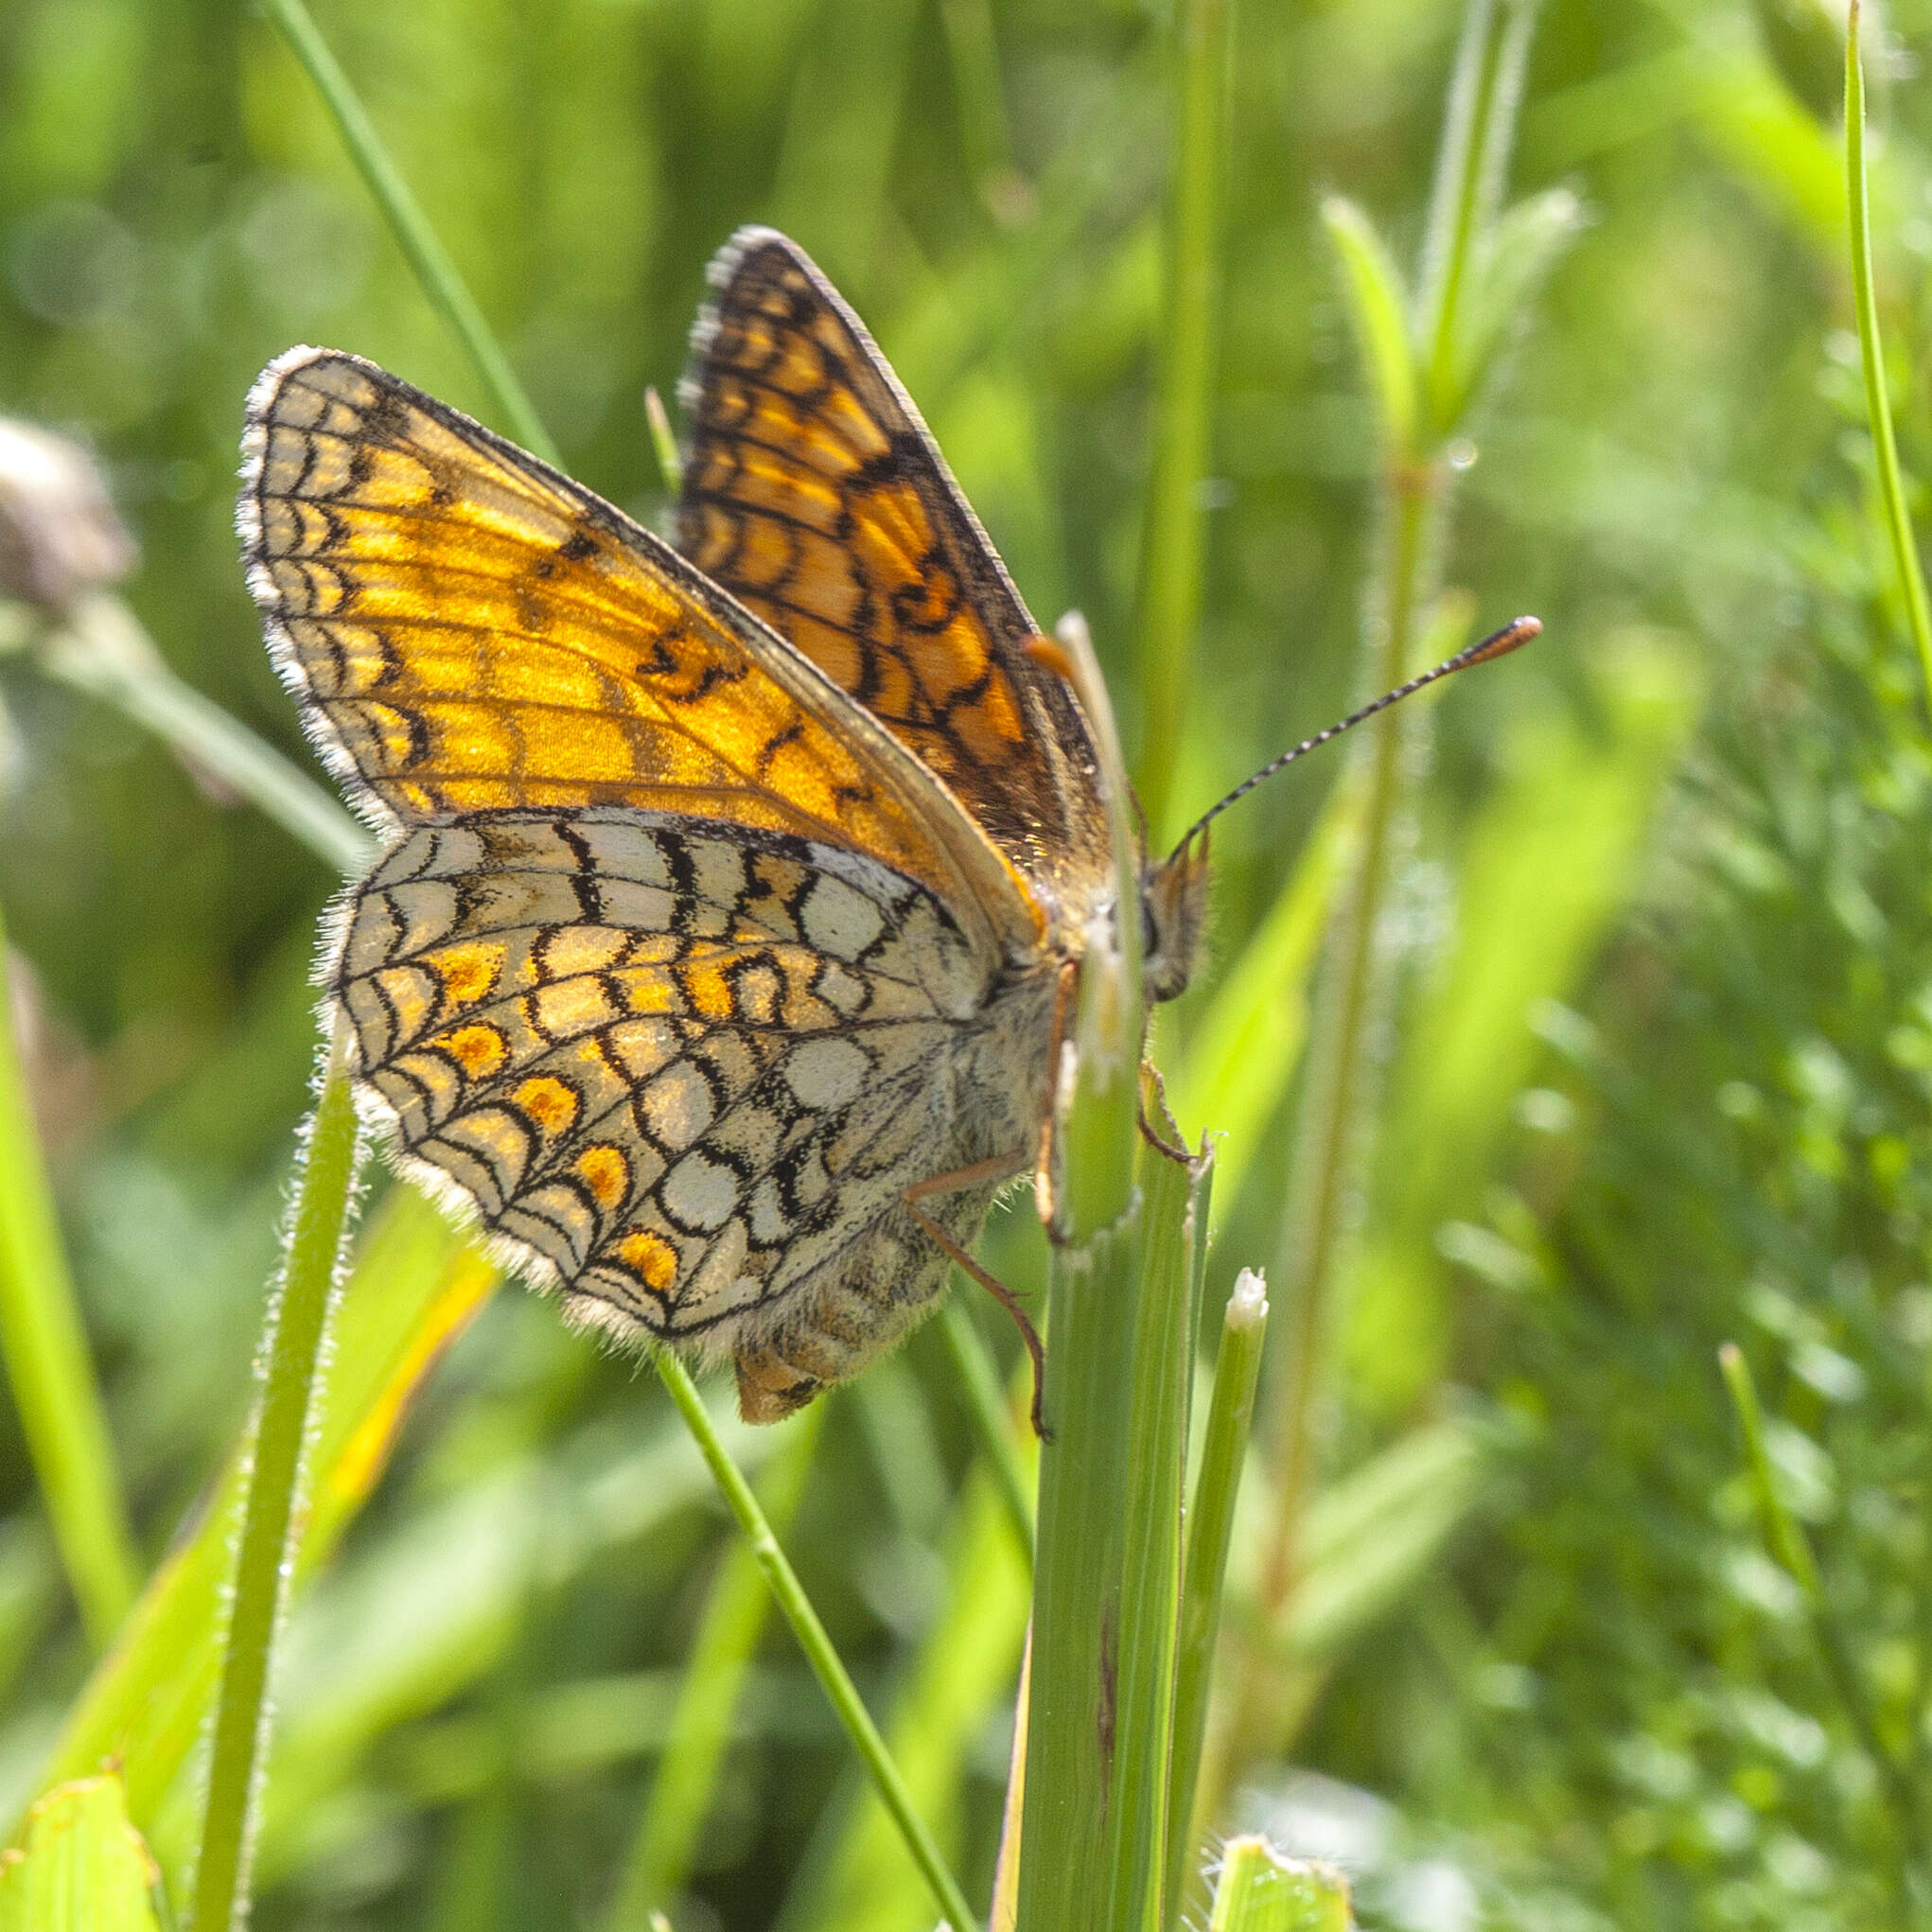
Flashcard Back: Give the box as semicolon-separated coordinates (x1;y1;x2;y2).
1449;184;1581;418
604;1402;825;1929
1417;0;1537;436
939;0;1020;204
643;387;682;499
783;1459;1031;1932
1283;1419;1484;1659
652;1356;977;1932
256;0;560;467
1165;1269;1267;1930
1134;0;1233;832
192;1038;362;1932
1719;1342;1923;1895
0;901;139;1652
1716;1343;1818;1594
1845;0;1932;709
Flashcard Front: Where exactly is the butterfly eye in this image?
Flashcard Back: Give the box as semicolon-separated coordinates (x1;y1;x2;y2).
1141;839;1210;1004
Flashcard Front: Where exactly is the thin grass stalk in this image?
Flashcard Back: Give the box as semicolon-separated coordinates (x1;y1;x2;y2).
1220;0;1538;1800
256;0;559;468
1133;0;1234;833
1844;0;1932;711
938;1298;1035;1558
605;1402;825;1929
0;902;140;1651
192;1031;361;1932
990;1633;1028;1932
1717;1344;1923;1906
938;0;1020;200
271;21;973;1920
643;387;682;497
652;1357;976;1932
1163;1270;1267;1931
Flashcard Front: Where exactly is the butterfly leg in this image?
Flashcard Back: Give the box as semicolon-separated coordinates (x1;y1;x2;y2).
1137;1061;1193;1165
904;1157;1052;1441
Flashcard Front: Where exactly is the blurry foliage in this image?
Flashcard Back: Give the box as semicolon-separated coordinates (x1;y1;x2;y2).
2;0;1932;1926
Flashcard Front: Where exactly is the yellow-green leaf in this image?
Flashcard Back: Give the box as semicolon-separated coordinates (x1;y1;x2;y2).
0;1776;162;1932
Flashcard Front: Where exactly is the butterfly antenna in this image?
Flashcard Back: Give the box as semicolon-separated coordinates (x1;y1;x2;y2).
1168;615;1540;864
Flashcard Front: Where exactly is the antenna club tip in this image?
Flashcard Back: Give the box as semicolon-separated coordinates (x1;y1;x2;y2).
1467;614;1541;665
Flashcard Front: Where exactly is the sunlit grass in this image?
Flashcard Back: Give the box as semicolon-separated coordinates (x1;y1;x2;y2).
5;0;1932;1925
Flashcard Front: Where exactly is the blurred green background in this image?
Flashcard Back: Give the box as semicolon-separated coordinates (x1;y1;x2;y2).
5;0;1932;1926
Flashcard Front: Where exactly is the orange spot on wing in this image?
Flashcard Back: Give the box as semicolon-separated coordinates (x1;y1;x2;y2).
618;1228;677;1292
514;1075;581;1136
442;1024;507;1078
574;1144;631;1211
433;943;504;1009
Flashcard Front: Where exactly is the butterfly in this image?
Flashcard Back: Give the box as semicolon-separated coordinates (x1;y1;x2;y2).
238;227;1210;1425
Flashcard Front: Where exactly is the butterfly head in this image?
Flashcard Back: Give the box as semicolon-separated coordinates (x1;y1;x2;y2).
1134;617;1543;1006
1141;828;1211;1003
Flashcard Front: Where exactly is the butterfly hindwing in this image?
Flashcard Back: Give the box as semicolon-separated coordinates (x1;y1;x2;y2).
677;228;1109;917
335;808;1017;1382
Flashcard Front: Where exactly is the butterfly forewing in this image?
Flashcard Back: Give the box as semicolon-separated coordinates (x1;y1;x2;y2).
241;345;1033;957
677;227;1109;923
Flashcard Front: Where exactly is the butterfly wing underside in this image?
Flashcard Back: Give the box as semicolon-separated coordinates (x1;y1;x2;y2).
238;346;1048;1414
677;227;1110;926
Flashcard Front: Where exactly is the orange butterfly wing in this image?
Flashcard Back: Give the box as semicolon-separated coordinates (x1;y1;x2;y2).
239;346;1033;957
676;228;1109;926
